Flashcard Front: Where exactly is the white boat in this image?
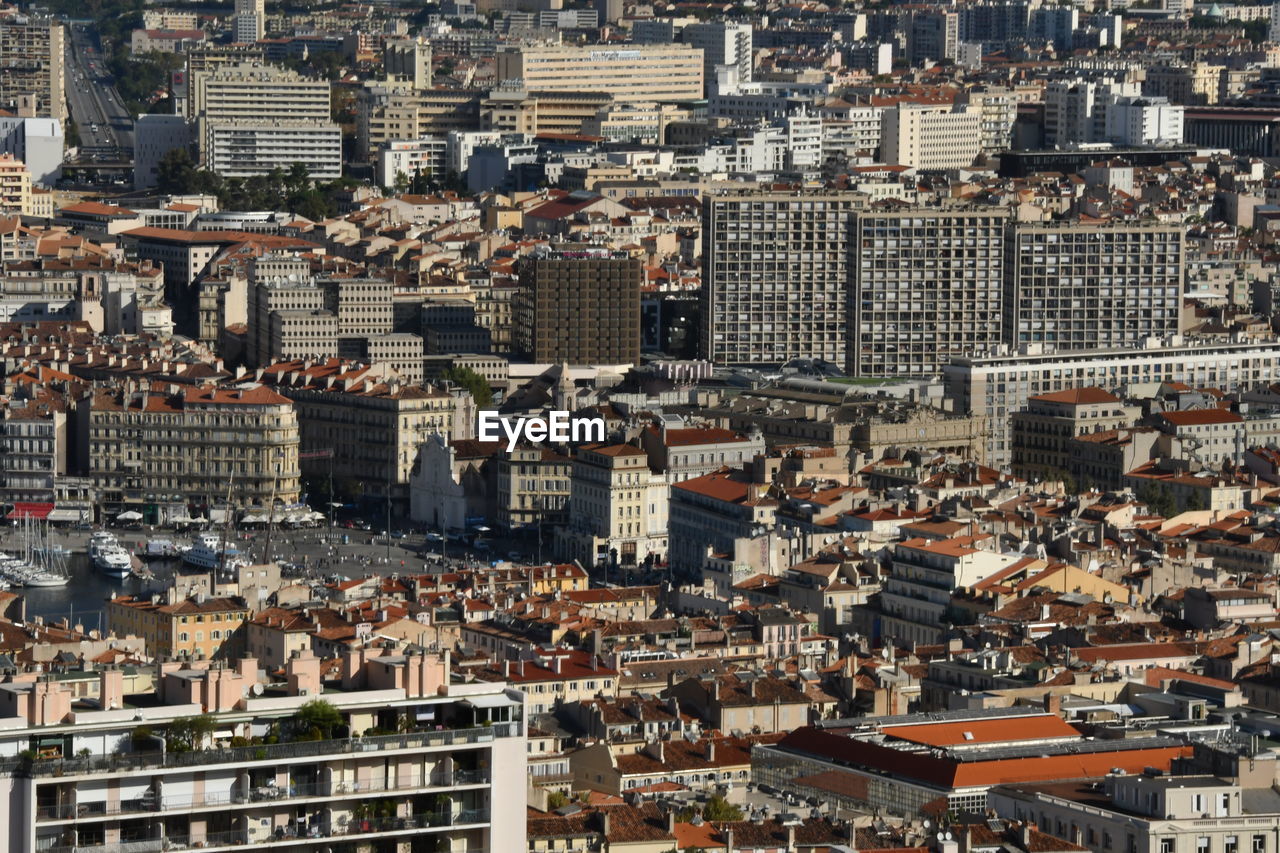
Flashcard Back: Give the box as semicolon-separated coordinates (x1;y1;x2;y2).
8;517;68;587
137;538;179;560
183;532;247;571
90;532;133;579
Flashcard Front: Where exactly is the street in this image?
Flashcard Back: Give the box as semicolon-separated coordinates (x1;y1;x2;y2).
65;23;134;168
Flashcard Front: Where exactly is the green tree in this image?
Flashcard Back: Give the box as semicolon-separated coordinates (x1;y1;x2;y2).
701;794;743;822
545;790;569;809
442;367;493;407
393;170;411;194
1185;490;1205;512
294;699;343;741
165;714;215;753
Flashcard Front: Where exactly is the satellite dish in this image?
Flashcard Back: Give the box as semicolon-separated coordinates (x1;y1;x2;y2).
923;820;932;830
252;683;264;696
945;832;953;841
936;833;945;842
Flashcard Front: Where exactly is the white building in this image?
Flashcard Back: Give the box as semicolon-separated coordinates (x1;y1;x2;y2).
378;136;448;187
945;338;1280;466
1104;95;1184;145
233;0;264;42
880;104;982;170
0;116;62;185
206;121;342;180
682;21;753;93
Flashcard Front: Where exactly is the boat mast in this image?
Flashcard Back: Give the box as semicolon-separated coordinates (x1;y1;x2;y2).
217;474;234;577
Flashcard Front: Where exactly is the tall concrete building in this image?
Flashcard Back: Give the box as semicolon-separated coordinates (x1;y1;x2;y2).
880;104;982;170
851;206;1008;377
515;246;641;365
907;9;958;65
0;18;65;119
682;22;753;92
384;37;432;89
1003;222;1184;351
494;44;705;102
232;0;264;43
701;192;864;367
196;63;341;178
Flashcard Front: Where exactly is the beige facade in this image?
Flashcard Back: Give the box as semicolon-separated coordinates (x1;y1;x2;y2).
564;444;668;567
1010;388;1141;481
495;44;704;102
0;19;65;119
880;104;982;170
85;383;301;514
0;154;31;215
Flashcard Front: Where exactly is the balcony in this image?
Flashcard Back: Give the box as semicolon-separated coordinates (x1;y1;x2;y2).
16;722;520;779
43;810;491;852
36;770;490;822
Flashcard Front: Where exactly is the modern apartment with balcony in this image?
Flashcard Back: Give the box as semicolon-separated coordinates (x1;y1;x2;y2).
0;647;525;853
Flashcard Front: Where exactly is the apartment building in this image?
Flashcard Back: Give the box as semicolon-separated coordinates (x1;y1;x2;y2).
494;44;705;102
945;338;1280;466
83;384;301;522
246;274;328;367
564;444;668;568
1010;388;1142;482
232;0;264;43
106;593;251;660
638;422;766;483
701;191;865;367
384;37;431;89
682;21;753;90
880;104;982;170
989;741;1280;853
181;45;267;118
259;365;465;515
0;650;525;853
205;121;342;181
667;467;778;575
1004;222;1184;350
0;153;30;216
0;391;67;506
0;18;65;119
195;63;340;177
851;206;1008;377
514;247;641;366
495;444;571;531
880;537;1021;647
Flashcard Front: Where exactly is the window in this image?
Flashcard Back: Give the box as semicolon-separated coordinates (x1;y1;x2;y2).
1161;840;1175;853
1198;838;1210;853
1226;837;1238;853
1253;836;1266;853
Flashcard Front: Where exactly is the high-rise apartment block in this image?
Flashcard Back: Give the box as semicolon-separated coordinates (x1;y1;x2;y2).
0;153;32;215
880;104;982;170
495;44;705;102
1003;222;1184;350
232;0;264;43
384;37;432;89
682;22;753;91
852;207;1008;377
701;192;864;367
515;247;641;365
0;18;65;119
195;63;341;178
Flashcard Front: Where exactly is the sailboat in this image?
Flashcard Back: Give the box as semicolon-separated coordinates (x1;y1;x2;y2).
16;516;68;587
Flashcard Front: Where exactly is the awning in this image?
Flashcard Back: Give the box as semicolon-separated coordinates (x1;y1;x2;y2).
116;510;143;521
462;694;517;709
47;508;88;523
7;502;53;520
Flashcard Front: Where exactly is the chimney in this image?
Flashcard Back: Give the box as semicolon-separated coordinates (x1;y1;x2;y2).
705;739;715;762
552;655;562;674
99;665;124;711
